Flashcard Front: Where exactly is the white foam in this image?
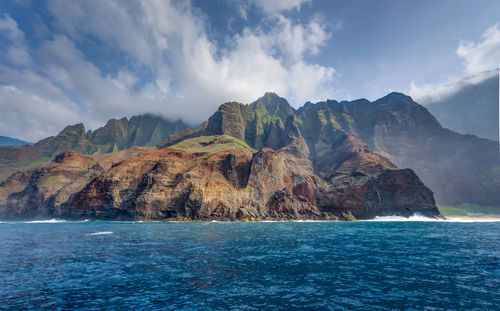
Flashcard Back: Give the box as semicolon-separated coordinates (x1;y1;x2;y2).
366;214;440;222
444;217;500;223
86;231;113;235
24;219;67;223
366;214;500;222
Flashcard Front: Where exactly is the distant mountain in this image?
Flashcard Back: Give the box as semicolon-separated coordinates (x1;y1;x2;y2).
424;70;499;141
0;114;188;180
0;136;31;146
0;102;440;221
160;92;500;209
300;93;500;208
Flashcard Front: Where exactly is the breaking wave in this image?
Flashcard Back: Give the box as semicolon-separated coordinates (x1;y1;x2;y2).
24;219;67;223
86;231;113;235
366;214;500;222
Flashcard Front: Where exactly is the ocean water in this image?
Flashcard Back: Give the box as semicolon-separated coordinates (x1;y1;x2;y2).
0;220;499;310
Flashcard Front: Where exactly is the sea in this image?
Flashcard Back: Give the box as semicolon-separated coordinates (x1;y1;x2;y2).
0;217;499;310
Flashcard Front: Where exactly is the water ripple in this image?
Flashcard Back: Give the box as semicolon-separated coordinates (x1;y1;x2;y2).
0;221;498;310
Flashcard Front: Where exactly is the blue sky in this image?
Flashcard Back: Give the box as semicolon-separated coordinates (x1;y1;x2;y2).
0;0;499;141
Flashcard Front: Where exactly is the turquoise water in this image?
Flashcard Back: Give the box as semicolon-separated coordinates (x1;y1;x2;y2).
0;220;499;310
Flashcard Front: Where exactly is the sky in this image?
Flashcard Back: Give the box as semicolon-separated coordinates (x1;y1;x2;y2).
0;0;499;142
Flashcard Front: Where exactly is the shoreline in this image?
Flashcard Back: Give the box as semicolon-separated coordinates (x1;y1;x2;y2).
444;215;500;221
2;216;500;223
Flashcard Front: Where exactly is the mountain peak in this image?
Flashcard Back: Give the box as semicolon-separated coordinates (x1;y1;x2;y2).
58;123;85;137
255;92;288;103
380;92;415;103
262;91;280;98
250;92;295;122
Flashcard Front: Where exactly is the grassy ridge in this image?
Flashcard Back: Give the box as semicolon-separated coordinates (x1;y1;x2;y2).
22;156;50;169
439;203;500;216
169;135;256;155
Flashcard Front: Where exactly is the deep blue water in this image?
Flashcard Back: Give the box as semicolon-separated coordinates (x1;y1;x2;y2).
0;220;499;310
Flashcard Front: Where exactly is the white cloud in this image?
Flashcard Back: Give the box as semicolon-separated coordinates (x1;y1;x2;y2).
409;69;498;104
0;0;335;141
0;14;24;41
229;0;311;23
48;0;334;116
271;15;331;61
0;16;79;141
409;22;500;104
253;0;311;15
46;0;160;66
457;23;500;75
0;14;31;65
0;66;81;141
35;35;173;129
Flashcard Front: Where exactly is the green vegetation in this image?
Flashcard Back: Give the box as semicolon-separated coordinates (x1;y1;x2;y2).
46;175;60;183
22;156;50;169
296;114;317;143
439;203;500;216
314;140;331;158
57;124;84;137
84;142;94;154
85;162;96;170
169;135;256;155
0;156;14;163
317;110;328;125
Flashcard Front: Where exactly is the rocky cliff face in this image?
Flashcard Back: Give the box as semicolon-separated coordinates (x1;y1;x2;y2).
2;92;464;220
161;92;499;209
0;134;441;220
296;92;500;207
159;93;297;150
0;147;151;219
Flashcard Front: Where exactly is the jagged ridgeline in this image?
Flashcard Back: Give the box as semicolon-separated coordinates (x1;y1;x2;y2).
0;92;443;220
160;92;500;209
1;92;499;220
0;115;188;180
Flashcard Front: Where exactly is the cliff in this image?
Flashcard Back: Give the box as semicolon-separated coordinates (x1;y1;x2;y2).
160;92;500;209
0;132;440;220
7;92;487;220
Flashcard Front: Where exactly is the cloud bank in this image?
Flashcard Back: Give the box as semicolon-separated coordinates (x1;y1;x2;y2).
0;0;333;142
410;22;500;104
457;23;500;75
409;69;498;104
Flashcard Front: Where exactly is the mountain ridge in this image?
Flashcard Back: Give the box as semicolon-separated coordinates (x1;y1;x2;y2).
0;92;445;220
0;136;440;220
0;114;189;181
1;91;498;219
0;136;32;147
159;92;500;209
